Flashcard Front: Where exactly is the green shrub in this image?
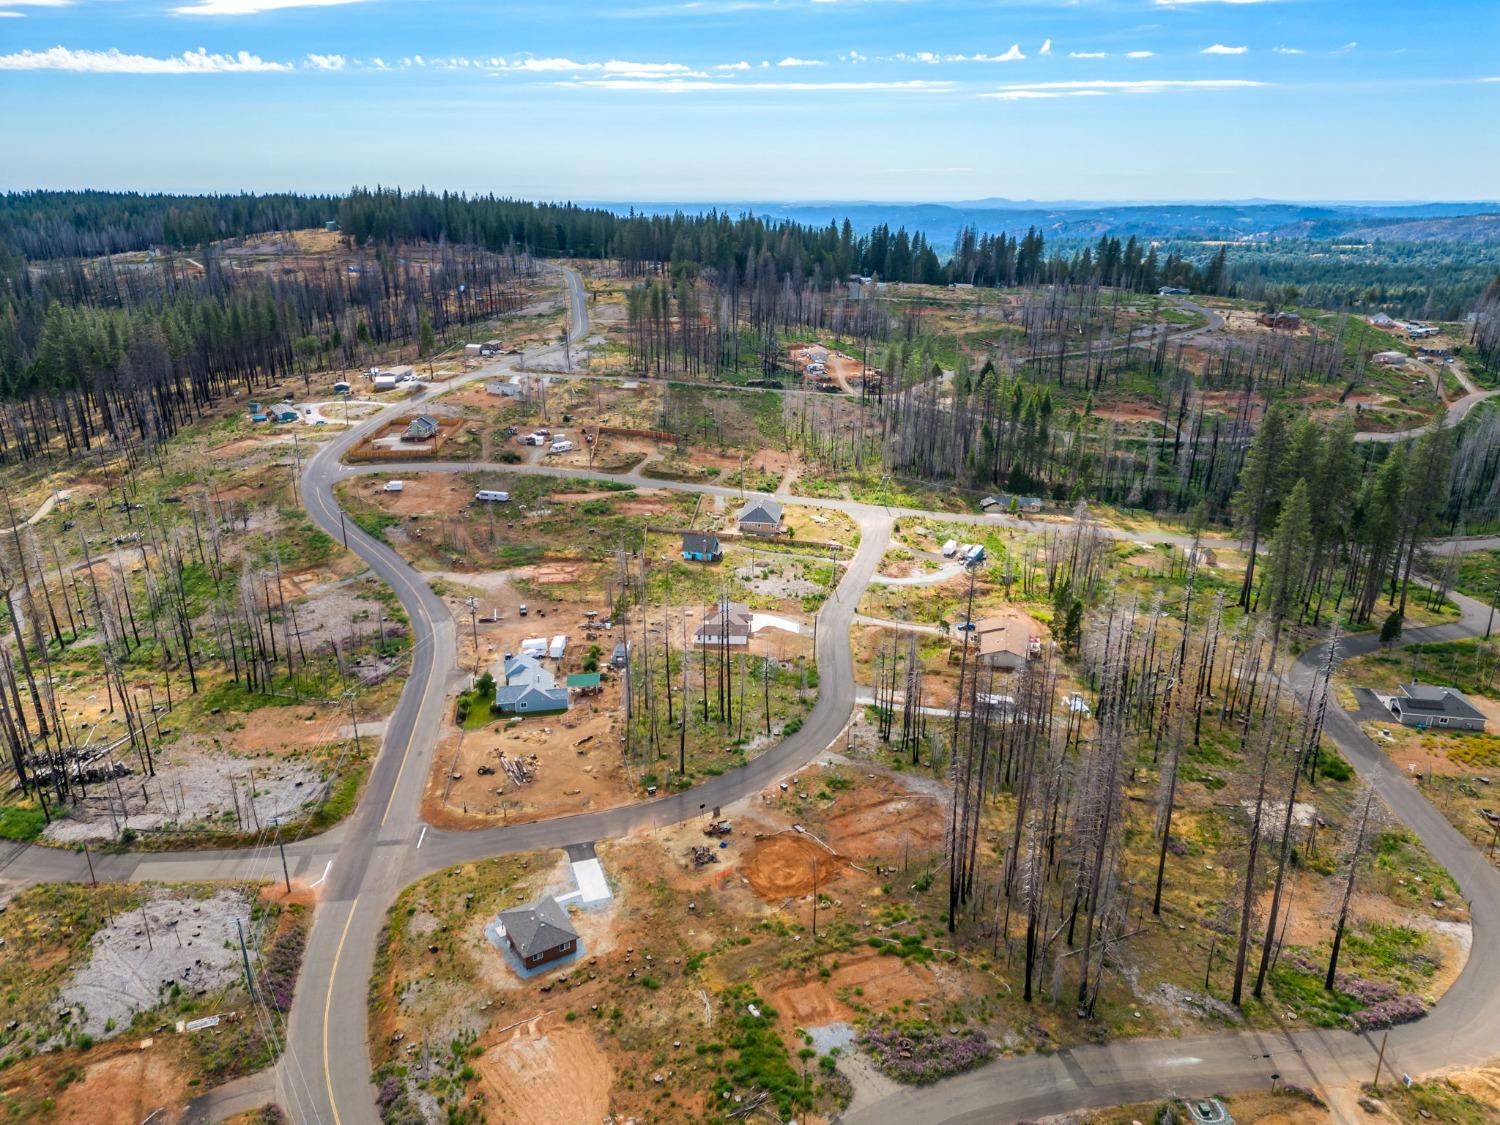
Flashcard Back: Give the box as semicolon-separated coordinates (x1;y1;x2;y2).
1319;751;1354;782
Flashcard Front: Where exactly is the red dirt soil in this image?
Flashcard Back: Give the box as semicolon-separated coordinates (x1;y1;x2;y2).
743;832;849;898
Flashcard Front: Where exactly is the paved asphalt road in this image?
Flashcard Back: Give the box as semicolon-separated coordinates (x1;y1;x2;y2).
2;265;1498;1123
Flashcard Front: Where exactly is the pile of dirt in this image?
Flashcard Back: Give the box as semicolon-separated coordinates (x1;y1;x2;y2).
743;832;843;899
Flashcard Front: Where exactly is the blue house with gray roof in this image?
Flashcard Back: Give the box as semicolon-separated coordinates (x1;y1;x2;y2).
493;653;570;714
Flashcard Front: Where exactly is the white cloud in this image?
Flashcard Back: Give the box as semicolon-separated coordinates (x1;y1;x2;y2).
0;0;74;7
716;60;751;70
1334;40;1358;53
1201;43;1249;55
1155;0;1271;5
174;0;366;13
989;89;1106;100
604;59;698;74
1070;51;1108;59
1482;77;1500;82
511;56;599;71
983;77;1265;99
777;56;823;67
1273;46;1304;55
304;52;344;70
0;45;293;71
939;45;1026;63
567;77;951;93
0;11;24;15
1038;39;1051;56
1126;50;1154;59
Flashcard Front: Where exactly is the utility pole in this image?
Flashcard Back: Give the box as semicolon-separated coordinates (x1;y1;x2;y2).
467;597;481;674
276;825;291;893
236;916;259;1003
83;846;96;886
1372;1030;1390;1090
347;692;362;755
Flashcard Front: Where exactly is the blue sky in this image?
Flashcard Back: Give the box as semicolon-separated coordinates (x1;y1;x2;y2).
2;0;1497;202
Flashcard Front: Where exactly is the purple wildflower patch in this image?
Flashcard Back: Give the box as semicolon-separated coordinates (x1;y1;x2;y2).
1350;994;1426;1030
259;913;309;1013
858;1023;996;1085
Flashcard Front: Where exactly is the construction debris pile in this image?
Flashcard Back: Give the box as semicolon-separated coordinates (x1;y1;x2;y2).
496;750;538;788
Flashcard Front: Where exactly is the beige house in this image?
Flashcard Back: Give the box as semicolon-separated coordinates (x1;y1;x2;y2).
969;616;1030;671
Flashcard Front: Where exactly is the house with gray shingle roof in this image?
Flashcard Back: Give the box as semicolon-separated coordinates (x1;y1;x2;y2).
493;653;569;714
681;531;722;562
498;897;579;969
736;498;783;537
403;414;440;441
1389;683;1487;731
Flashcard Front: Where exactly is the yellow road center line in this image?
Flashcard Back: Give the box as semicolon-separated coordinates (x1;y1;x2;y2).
381;571;435;828
323;899;358;1125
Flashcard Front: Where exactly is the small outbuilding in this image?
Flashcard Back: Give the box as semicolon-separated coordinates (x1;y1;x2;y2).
498;898;579;970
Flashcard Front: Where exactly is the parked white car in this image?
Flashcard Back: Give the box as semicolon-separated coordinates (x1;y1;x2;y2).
548;439;575;454
475;490;510;503
383;480;404;493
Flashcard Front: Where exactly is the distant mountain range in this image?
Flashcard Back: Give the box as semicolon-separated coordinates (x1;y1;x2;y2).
589;200;1500;247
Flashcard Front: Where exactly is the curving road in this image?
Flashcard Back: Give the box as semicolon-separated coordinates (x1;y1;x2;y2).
846;590;1500;1123
2;264;1499;1123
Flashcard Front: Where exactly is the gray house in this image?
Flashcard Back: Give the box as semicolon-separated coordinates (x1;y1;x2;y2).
498;897;579;969
1388;683;1487;731
736;498;783;537
493;653;570;714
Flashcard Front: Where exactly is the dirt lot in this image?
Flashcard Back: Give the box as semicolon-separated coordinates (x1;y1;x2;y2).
350;472;470;518
47;1039;194;1125
374;759;959;1125
424;699;631;827
475;1018;613;1125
